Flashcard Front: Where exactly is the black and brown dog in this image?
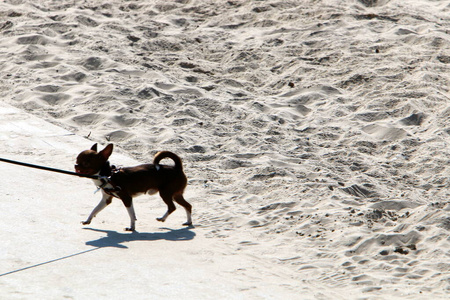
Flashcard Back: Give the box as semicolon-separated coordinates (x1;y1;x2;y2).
75;143;192;231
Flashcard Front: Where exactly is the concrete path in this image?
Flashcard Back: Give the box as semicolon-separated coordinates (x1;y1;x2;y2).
0;104;304;300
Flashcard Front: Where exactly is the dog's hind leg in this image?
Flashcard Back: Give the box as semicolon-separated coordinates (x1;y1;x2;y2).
174;194;192;226
156;191;176;223
82;193;112;225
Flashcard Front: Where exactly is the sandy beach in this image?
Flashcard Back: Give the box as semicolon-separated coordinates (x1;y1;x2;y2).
1;0;449;298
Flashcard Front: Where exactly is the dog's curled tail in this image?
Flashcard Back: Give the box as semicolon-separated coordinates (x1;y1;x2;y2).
153;151;183;170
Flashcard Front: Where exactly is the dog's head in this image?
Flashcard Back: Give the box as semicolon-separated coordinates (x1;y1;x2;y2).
75;143;113;175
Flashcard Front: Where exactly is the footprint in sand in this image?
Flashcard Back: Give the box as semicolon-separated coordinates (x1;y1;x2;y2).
400;113;425;126
72;113;102;126
82;57;104;70
105;130;134;142
362;124;407;141
59;72;87;82
17;35;50;45
41;93;71;106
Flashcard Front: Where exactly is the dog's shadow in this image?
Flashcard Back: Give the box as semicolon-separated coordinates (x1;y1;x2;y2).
84;226;196;249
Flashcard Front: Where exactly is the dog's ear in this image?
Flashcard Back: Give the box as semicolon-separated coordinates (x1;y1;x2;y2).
99;144;113;160
91;143;98;152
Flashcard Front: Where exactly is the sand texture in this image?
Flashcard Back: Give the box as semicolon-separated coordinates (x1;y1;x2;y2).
1;0;449;299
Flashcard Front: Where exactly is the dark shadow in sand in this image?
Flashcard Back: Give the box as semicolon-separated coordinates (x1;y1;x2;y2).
84;226;196;249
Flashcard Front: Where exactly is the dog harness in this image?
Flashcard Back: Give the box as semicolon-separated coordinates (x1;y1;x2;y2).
96;177;121;198
95;163;122;198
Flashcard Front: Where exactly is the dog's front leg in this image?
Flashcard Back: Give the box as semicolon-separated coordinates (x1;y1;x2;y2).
125;203;137;232
82;192;112;225
119;194;136;231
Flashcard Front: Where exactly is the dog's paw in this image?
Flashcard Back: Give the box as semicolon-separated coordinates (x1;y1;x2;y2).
81;221;91;225
124;227;135;232
182;221;193;226
156;217;165;222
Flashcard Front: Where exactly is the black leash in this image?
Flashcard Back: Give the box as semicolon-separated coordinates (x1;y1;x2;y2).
0;157;100;179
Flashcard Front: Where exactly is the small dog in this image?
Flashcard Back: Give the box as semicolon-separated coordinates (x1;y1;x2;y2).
75;143;192;231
